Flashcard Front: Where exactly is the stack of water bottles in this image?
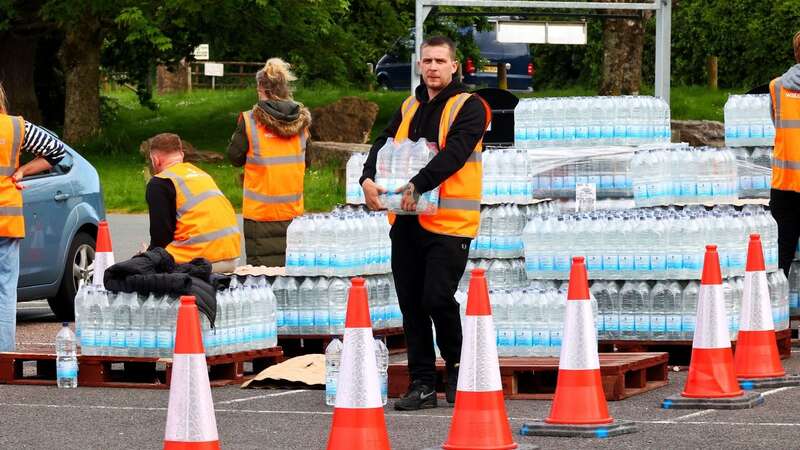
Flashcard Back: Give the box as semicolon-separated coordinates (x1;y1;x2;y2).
469;205;526;259
514;96;671;148
789;260;800;316
631;145;739;207
459;259;528;292
345;152;367;205
593;274;790;342
523;205;779;280
732;147;772;199
285;206;391;277
325;337;389;406
75;275;278;358
724;94;775;147
529;151;633;199
375;138;439;214
273;274;401;336
482;148;533;204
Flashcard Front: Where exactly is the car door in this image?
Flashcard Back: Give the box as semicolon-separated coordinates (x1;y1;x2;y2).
18;150;75;288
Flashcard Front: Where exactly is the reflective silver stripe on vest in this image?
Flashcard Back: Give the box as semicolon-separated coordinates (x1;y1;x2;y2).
778;119;800;129
1;117;22;176
774;78;782;120
246;111;262;158
244;189;302;204
447;94;471;129
0;206;23;216
466;151;482;163
160;169;191;199
246;153;305;166
0;167;13;176
170;225;239;247
402;97;418;117
773;157;800;171
177;189;224;217
438;198;481;211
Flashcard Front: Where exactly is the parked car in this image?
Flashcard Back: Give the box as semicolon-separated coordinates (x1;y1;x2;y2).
17;140;105;321
375;26;533;91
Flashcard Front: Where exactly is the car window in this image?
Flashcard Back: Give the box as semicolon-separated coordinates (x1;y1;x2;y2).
389;35;414;61
474;29;529;57
18;148;73;179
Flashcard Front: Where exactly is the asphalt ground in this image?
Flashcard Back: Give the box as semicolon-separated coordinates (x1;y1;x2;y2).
9;304;800;449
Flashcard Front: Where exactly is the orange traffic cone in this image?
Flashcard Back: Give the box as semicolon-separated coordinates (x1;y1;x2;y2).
327;278;390;450
735;234;800;389
662;245;764;409
163;296;220;450
521;257;636;438
441;268;518;450
92;220;115;287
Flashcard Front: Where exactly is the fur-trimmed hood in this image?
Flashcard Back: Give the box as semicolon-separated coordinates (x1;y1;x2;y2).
252;99;311;138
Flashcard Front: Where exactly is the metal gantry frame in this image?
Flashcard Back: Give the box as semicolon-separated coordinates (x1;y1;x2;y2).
414;0;672;103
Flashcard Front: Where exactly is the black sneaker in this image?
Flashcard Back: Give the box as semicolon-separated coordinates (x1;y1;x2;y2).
393;381;437;411
446;365;459;405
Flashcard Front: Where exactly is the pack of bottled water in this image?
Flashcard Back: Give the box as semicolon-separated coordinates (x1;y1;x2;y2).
731;147;772;199
594;274;790;342
470;205;526;259
286;207;391;277
482;148;533;204
523;205;779;281
631;145;738;207
789;261;800;315
530;153;633;200
273;274;401;336
375;138;440;214
345;152;367;204
514;96;671;149
75;275;278;358
724;94;775;147
460;259;528;292
325;337;389;406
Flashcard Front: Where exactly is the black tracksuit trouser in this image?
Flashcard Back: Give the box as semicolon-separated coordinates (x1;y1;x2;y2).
770;188;800;276
390;216;470;387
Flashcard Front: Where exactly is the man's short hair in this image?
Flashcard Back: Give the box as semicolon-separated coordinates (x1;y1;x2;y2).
421;35;456;61
794;31;800;63
148;133;183;154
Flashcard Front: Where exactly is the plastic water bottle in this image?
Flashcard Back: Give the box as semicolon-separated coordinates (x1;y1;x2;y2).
681;281;699;339
140;293;159;357
284;277;300;334
346;153;366;204
56;323;78;388
95;290;112;356
619;282;638;339
156;296;175;357
328;278;349;335
375;338;389;405
325;338;343;406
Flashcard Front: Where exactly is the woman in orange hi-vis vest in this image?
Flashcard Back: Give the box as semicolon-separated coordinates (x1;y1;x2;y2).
361;36;491;411
227;58;311;267
770;31;800;275
0;83;67;351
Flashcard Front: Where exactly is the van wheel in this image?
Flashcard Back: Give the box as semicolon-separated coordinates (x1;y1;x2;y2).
377;76;391;91
48;231;95;321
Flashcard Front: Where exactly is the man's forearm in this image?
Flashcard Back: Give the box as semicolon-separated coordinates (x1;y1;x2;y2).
16;157;52;177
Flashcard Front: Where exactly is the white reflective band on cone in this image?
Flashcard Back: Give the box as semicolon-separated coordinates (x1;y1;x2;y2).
740;271;775;331
164;354;219;442
457;315;502;392
335;328;382;409
92;252;114;287
559;301;600;371
693;285;730;349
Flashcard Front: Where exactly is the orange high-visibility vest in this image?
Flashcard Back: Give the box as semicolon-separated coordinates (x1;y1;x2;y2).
770;77;800;192
0;114;25;238
242;110;306;222
155;162;241;264
389;93;490;238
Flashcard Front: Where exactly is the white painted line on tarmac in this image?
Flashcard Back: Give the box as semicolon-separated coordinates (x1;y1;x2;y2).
761;386;795;397
672;409;715;421
638;419;800;427
216;389;308;405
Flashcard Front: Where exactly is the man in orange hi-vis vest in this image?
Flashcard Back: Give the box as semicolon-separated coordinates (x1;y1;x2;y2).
146;133;241;272
361;36;491;411
770;31;800;276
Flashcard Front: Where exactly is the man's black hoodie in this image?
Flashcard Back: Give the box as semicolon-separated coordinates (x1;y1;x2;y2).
360;81;487;194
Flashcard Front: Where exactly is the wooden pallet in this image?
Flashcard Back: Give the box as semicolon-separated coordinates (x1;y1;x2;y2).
599;328;792;366
388;352;669;401
0;346;284;389
278;326;406;357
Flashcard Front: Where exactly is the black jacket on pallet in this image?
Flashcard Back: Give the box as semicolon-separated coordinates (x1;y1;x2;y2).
103;248;226;326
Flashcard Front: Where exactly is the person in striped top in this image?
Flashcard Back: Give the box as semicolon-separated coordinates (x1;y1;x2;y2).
0;83;66;351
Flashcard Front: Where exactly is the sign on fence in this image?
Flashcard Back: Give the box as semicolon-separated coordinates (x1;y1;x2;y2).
204;63;224;77
193;44;210;60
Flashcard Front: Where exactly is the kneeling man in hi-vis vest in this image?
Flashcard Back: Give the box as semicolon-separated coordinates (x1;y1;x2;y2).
146;133;241;272
361;35;491;411
770;31;800;276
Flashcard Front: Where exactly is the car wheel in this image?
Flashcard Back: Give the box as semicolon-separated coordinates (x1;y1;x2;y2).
377;76;391;91
48;231;95;321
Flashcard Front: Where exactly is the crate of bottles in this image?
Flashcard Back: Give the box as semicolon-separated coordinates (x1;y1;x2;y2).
469;204;526;259
732;146;772;199
724;94;775;148
75;275;278;358
375;138;440;215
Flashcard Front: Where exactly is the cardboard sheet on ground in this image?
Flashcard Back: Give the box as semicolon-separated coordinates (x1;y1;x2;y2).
242;354;325;389
234;265;286;277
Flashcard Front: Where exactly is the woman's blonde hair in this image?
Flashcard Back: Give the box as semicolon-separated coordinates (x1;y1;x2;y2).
256;58;296;100
794;31;800;63
0;82;7;115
